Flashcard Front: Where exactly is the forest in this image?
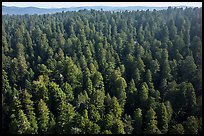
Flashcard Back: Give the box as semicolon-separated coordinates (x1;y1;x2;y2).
2;7;202;134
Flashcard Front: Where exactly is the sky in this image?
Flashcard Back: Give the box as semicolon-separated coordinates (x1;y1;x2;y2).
2;2;202;9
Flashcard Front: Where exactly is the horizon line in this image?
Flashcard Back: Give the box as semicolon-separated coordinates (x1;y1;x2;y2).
2;5;200;9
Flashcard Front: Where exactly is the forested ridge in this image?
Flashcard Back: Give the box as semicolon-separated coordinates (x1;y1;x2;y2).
2;7;202;134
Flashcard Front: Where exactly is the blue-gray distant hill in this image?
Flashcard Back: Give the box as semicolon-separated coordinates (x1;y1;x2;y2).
2;5;189;15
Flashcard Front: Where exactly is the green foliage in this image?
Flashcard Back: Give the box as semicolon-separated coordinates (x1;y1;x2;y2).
139;82;149;104
109;97;123;119
183;116;199;134
56;103;75;133
164;101;173;122
179;56;197;82
32;75;49;103
160;49;171;80
126;79;138;112
102;130;112;134
103;113;114;130
123;114;134;134
62;82;74;103
157;103;168;133
13;110;31;134
112;119;125;134
88;104;101;123
63;56;82;90
21;89;38;134
2;7;202;134
144;107;161;134
169;124;184;134
37;99;50;134
133;108;142;134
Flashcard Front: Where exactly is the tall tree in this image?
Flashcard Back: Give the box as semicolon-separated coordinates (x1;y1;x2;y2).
21;89;38;134
37;99;50;134
144;107;161;134
133;108;142;134
10;110;31;134
157;103;168;133
139;82;149;107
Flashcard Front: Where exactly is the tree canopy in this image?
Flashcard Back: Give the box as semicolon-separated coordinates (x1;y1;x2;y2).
2;7;202;134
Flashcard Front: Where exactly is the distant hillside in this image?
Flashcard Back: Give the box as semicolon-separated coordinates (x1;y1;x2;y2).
2;5;171;15
2;6;66;15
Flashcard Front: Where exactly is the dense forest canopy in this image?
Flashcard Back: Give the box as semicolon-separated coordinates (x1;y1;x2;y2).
2;7;202;134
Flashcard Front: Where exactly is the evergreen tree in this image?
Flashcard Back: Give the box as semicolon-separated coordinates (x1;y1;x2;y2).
169;124;184;134
144;107;161;134
13;110;31;134
157;103;168;133
183;116;199;134
133;108;142;134
21;89;38;134
37;99;50;134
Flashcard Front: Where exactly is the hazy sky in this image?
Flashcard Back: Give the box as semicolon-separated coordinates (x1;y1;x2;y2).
2;2;202;8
